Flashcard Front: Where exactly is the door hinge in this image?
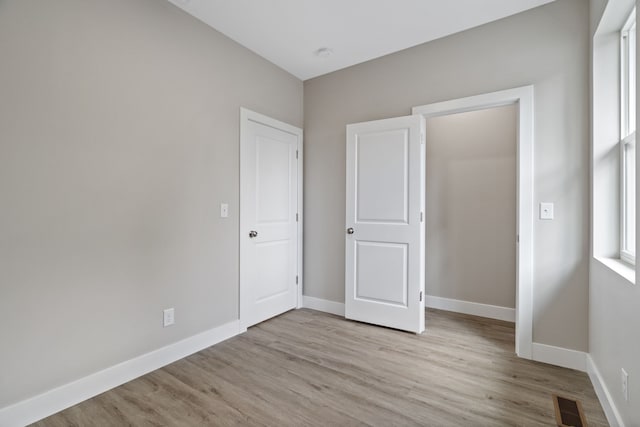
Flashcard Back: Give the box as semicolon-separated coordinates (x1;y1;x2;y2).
296;213;299;222
296;275;299;285
296;150;299;159
420;212;424;222
419;291;423;302
516;234;520;243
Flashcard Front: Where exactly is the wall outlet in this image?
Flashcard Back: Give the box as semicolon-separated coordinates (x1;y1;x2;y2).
163;308;175;327
622;368;629;401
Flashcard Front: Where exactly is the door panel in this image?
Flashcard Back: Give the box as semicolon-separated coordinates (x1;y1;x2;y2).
346;115;425;334
355;241;408;306
356;129;409;224
255;240;291;301
241;110;301;329
256;136;292;223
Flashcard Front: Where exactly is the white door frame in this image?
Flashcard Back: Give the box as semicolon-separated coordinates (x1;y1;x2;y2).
239;108;304;331
412;85;534;359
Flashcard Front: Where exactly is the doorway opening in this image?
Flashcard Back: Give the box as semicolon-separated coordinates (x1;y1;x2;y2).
424;104;517;324
413;86;534;359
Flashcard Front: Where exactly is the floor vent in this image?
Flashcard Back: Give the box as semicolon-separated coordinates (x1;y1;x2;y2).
552;394;587;427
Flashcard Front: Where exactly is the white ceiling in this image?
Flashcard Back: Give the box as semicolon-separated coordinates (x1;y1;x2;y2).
168;0;555;81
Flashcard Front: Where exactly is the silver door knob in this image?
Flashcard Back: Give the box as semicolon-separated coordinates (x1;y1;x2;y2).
249;230;258;238
346;227;354;235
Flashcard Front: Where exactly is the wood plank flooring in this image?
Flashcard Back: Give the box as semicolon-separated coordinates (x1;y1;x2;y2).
34;309;608;426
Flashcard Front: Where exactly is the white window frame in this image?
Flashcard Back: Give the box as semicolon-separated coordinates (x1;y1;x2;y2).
620;8;636;265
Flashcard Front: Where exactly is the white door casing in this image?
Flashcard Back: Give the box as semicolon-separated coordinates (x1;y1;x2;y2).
412;85;534;359
345;115;426;334
240;108;303;330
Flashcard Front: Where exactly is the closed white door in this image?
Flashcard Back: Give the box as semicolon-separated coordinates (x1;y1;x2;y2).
345;115;425;334
240;108;302;329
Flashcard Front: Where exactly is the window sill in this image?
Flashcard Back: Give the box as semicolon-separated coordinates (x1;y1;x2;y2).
595;256;636;285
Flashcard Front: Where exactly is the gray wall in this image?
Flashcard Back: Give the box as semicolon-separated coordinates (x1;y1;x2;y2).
589;262;640;424
425;106;516;308
304;0;590;351
0;0;302;408
589;0;640;424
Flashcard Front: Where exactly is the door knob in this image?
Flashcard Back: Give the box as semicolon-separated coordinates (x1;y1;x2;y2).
249;230;258;238
346;227;354;235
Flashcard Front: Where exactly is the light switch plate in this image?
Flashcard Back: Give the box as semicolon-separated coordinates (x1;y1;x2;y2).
220;203;229;218
540;202;554;220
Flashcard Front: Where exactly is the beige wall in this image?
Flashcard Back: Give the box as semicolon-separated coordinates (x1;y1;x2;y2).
304;0;590;351
0;0;302;408
425;105;516;308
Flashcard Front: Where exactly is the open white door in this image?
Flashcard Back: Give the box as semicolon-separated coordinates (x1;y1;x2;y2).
240;108;303;330
345;115;425;334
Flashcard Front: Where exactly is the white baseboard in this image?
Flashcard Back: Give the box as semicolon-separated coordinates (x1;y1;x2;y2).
302;296;345;316
303;295;515;323
587;355;625;427
530;343;587;372
425;295;515;322
0;320;243;427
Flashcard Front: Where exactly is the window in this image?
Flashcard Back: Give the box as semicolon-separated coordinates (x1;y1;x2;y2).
621;8;636;265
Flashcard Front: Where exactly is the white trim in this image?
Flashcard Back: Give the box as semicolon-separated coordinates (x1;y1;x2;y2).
240;108;303;137
302;296;345;316
296;126;304;309
619;8;636;266
595;256;636;285
0;320;243;427
239;108;304;329
425;295;515;322
412;85;535;359
530;343;587;372
620;133;636;265
620;8;636;139
587;355;626;427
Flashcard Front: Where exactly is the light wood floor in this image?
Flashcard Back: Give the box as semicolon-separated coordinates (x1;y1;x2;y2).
34;309;608;426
